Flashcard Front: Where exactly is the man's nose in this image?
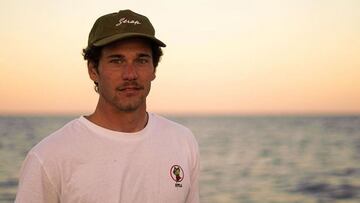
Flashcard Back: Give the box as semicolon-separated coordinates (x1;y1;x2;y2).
122;63;138;80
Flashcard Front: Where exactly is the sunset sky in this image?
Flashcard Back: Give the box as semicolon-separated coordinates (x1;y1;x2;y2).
1;0;359;115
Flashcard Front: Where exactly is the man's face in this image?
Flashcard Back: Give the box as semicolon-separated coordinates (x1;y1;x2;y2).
88;38;156;112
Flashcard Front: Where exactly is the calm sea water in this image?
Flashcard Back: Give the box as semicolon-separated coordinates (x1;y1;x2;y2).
0;115;359;203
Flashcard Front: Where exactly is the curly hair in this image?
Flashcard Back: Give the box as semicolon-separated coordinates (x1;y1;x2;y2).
82;39;163;92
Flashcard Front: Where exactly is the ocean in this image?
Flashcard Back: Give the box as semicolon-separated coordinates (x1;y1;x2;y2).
0;115;359;203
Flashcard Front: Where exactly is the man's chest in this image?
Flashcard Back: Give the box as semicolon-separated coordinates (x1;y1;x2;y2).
59;141;191;203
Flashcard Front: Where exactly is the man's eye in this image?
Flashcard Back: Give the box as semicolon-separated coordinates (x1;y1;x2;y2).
110;58;124;64
137;58;149;64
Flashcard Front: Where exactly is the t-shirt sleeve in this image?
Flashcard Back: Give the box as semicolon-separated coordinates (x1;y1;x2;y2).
15;151;60;203
185;133;200;203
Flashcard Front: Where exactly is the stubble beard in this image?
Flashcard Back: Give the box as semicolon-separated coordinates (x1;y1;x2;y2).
98;81;151;113
115;95;146;112
113;85;151;113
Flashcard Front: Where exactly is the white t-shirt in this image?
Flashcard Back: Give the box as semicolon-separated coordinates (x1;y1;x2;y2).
15;113;200;203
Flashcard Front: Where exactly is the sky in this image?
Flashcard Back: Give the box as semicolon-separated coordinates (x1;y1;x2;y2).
0;0;359;115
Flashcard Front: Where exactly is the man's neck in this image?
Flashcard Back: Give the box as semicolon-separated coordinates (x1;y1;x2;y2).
85;105;149;133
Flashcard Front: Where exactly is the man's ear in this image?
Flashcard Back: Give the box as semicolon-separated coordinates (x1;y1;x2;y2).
87;62;99;82
151;68;156;81
151;72;156;81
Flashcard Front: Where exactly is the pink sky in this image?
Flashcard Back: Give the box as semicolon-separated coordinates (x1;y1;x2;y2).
1;0;360;115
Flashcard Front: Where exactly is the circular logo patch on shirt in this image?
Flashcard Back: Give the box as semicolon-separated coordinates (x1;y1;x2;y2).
170;165;184;183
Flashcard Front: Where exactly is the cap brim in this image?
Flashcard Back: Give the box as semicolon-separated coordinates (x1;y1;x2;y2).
93;33;166;47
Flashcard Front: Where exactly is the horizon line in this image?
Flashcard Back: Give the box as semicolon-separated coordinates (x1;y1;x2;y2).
1;111;360;117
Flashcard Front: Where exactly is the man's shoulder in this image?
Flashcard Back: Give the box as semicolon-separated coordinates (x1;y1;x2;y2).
151;113;192;134
31;117;84;155
150;113;198;146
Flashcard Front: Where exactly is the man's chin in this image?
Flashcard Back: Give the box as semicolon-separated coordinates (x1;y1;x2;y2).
118;106;138;112
115;100;144;112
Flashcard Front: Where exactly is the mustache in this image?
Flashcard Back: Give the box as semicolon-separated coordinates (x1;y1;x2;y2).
116;82;144;91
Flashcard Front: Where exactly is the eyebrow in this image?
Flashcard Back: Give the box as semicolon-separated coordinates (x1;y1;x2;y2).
138;53;152;58
107;54;124;59
106;53;151;59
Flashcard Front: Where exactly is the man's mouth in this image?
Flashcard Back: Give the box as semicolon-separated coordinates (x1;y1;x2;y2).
116;84;144;95
117;86;143;91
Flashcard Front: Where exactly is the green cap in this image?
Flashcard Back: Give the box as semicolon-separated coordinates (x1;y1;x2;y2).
87;10;166;48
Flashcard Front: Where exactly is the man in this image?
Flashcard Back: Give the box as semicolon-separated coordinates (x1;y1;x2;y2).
15;10;200;203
